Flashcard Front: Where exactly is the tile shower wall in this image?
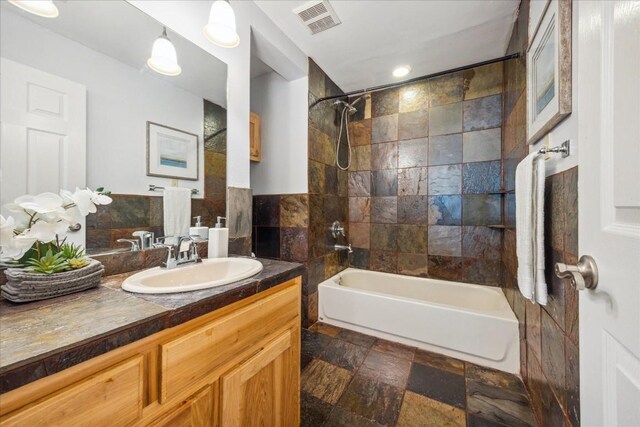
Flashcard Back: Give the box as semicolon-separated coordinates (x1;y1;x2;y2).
86;99;227;252
346;63;505;285
501;1;580;425
307;59;350;325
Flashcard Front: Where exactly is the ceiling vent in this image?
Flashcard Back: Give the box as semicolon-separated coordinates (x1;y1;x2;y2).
293;1;341;35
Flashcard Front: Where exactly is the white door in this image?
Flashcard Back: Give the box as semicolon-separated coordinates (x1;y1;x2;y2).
0;58;87;246
578;1;640;426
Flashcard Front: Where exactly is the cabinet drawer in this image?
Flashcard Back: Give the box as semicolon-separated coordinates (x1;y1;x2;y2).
160;284;299;402
1;356;144;427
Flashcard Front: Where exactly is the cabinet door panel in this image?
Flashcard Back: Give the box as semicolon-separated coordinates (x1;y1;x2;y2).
160;285;298;402
220;328;299;426
1;356;143;427
153;385;217;427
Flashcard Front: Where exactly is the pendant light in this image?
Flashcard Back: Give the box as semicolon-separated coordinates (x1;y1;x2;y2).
203;0;240;48
147;27;182;77
8;0;59;18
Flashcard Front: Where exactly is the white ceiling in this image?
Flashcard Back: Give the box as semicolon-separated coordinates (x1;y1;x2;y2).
1;1;228;107
254;0;519;92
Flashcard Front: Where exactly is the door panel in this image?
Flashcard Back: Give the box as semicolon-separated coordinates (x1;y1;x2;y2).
220;328;299;426
0;57;86;245
153;385;217;427
578;1;640;426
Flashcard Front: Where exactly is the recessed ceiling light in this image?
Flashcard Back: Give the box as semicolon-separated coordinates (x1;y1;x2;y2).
393;65;411;78
8;0;59;18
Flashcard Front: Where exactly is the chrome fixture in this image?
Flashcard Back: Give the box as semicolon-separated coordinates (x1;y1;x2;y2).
334;96;366;171
331;220;346;239
555;255;598;290
148;184;198;195
538;140;570;158
157;236;201;269
331;221;353;253
334;243;353;254
68;223;82;232
133;230;154;250
117;239;140;252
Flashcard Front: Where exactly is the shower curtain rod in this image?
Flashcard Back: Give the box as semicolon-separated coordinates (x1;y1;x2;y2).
308;52;521;110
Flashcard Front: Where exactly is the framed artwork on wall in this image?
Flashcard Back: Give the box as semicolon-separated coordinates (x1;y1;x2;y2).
146;121;199;180
527;0;572;145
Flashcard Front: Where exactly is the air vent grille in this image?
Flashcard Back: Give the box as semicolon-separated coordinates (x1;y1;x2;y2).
293;1;341;35
297;3;327;22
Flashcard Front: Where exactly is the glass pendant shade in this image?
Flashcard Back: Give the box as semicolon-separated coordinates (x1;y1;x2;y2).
8;0;59;18
203;0;240;48
147;28;182;77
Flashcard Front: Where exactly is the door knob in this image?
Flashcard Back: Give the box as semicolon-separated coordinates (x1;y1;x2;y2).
555;255;598;290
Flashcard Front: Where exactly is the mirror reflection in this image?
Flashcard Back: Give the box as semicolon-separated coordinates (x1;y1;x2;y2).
0;0;228;255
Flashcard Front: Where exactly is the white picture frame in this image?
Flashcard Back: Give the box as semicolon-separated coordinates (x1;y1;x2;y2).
527;0;572;145
146;121;199;181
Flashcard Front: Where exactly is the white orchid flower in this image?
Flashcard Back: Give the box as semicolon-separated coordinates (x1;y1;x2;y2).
0;215;34;261
61;188;96;216
86;188;112;206
16;192;64;215
19;220;68;243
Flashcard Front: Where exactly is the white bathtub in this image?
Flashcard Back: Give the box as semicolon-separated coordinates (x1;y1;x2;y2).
318;268;520;373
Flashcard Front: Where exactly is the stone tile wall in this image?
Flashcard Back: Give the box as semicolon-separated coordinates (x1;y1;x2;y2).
346;63;505;285
501;1;580;425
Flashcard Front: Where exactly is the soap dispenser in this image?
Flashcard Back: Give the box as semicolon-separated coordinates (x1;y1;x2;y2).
208;216;228;258
189;216;208;240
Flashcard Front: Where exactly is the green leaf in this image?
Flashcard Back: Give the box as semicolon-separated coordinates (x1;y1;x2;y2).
25;249;69;274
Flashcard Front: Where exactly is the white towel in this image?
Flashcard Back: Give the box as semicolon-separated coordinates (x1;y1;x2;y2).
162;187;192;246
515;152;548;305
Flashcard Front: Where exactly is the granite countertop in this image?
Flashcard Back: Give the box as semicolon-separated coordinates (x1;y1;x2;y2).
0;257;305;394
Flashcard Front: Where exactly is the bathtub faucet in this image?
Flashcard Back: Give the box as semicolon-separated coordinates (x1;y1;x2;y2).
334;244;353;254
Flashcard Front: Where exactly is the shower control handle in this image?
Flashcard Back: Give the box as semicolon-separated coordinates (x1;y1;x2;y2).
555;255;598;291
331;221;345;239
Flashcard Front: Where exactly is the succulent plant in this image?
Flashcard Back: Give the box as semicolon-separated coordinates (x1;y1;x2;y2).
59;243;86;260
26;250;68;274
67;258;89;270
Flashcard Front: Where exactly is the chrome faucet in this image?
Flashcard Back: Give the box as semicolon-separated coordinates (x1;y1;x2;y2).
334;243;353;254
132;230;154;250
154;236;201;269
117;238;140;251
330;221;353;254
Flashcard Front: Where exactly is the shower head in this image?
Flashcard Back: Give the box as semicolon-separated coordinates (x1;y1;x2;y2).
334;99;358;115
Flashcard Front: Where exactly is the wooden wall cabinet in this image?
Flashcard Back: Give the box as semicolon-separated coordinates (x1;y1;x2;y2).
249;112;261;162
0;278;301;427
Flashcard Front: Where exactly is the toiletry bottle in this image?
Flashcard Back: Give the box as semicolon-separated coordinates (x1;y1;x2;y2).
208;216;228;258
189;216;208;240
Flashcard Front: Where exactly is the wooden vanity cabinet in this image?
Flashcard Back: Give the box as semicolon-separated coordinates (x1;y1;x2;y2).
0;277;301;427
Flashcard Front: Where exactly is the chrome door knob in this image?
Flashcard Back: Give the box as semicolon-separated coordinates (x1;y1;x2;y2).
555;255;599;290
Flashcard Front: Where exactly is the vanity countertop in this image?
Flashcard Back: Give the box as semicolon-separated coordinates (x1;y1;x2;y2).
0;257;305;394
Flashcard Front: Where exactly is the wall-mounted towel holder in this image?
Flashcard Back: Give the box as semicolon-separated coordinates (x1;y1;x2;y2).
149;184;199;195
538;140;570;158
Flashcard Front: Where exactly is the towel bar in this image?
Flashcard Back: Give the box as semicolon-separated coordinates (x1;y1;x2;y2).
538;140;570;158
149;184;199;195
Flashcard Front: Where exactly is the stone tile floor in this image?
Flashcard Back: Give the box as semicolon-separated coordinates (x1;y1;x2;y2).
301;323;537;427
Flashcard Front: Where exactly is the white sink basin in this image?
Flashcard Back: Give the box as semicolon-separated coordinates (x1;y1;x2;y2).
122;258;263;294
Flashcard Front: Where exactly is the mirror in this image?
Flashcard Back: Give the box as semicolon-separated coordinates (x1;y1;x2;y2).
0;0;227;255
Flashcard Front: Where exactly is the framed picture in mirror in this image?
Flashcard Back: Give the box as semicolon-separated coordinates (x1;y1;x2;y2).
147;121;199;180
526;0;572;144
